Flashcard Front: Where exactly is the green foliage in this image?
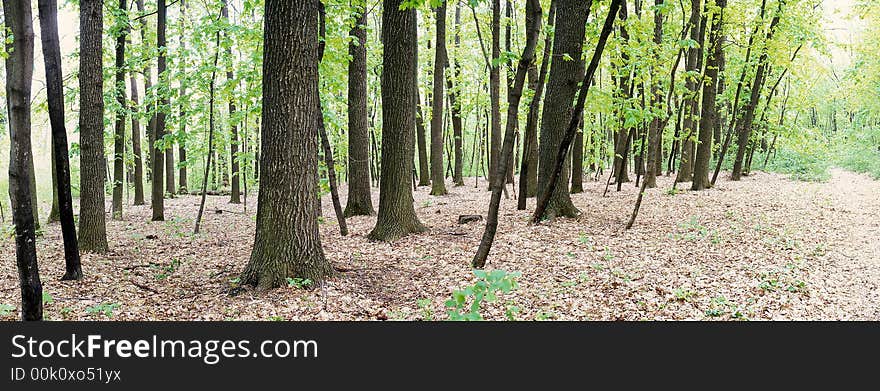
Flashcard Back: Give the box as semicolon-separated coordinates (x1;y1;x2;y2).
764;147;831;182
286;277;314;289
445;269;520;321
0;304;15;316
86;303;121;318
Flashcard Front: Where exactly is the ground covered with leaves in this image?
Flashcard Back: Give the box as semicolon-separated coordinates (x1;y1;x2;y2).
1;169;878;321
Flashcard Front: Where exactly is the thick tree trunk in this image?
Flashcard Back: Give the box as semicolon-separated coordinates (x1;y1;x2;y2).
675;0;703;184
152;0;167;221
39;0;83;280
692;0;726;190
533;0;619;224
241;0;332;290
78;0;108;252
5;0;43;320
643;0;664;189
536;0;592;219
368;0;427;241
344;3;374;216
430;3;448;195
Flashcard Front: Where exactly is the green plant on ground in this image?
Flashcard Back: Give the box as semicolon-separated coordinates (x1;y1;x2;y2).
86;303;121;318
445;269;521;321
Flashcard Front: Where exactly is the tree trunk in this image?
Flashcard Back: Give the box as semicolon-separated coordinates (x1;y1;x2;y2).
571;118;584;194
731;1;783;181
222;0;241;204
448;2;465;186
129;68;145;205
488;0;501;187
78;0;108;252
241;0;333;290
178;0;188;194
430;3;448;196
536;0;592;220
415;74;430;186
344;2;374;216
39;0;83;280
473;0;542;268
643;0;664;189
5;0;43;320
112;0;127;219
518;0;556;209
368;0;427;241
692;0;725;190
152;0;167;221
675;0;703;184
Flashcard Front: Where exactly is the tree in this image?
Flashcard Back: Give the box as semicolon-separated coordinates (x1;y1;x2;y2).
473;0;542;268
223;0;241;204
111;0;127;219
692;0;726;190
643;0;665;189
368;0;427;241
38;0;83;280
533;0;621;224
344;1;375;217
675;0;704;184
78;0;108;253
430;2;448;196
535;0;591;220
152;0;168;221
448;2;465;186
5;0;43;320
129;60;145;205
177;0;189;194
241;0;333;290
519;0;556;209
488;0;501;186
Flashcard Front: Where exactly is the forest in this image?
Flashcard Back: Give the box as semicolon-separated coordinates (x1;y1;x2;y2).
0;0;878;321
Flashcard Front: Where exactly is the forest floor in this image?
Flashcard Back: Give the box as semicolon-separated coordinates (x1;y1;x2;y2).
1;168;879;321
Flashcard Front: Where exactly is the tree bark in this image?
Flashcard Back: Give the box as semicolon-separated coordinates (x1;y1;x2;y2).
39;0;83;280
430;3;448;195
344;1;375;216
473;0;542;268
178;0;188;193
536;0;592;220
241;0;333;290
448;2;465;186
675;0;703;184
692;0;726;190
368;0;427;241
488;0;501;187
5;0;43;320
112;0;127;219
222;0;241;204
78;0;108;252
152;0;167;221
643;0;664;189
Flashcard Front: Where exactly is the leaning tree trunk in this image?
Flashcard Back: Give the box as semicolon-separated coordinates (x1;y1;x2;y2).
430;2;448;196
111;0;127;220
731;3;782;181
241;0;333;290
368;0;427;241
518;0;556;210
533;0;620;224
344;3;375;216
692;0;726;190
39;0;83;280
473;0;543;268
5;0;43;320
535;0;592;220
78;0;108;253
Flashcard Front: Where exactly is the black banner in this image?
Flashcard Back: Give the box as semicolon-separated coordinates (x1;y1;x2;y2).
1;322;876;389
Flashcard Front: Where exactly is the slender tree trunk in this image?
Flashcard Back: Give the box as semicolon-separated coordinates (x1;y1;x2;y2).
222;0;241;204
241;0;333;290
368;0;427;241
675;0;703;184
78;0;108;252
643;0;664;189
344;1;374;216
692;0;726;190
415;74;430;186
488;0;502;187
38;0;83;280
129;69;145;205
448;3;465;186
111;0;127;219
518;0;556;209
178;0;188;193
571;118;584;193
194;10;222;236
731;1;783;180
536;0;593;220
473;0;542;268
152;0;167;221
49;140;59;223
430;2;448;195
